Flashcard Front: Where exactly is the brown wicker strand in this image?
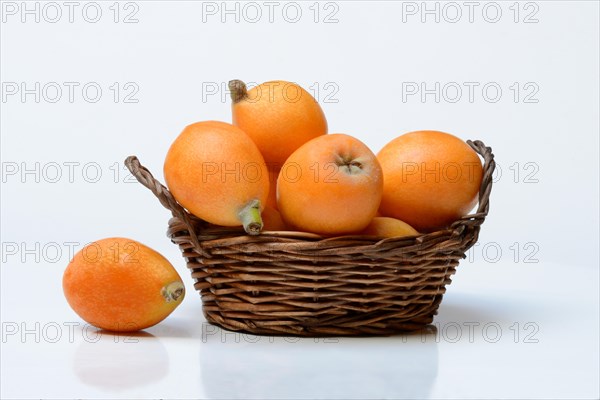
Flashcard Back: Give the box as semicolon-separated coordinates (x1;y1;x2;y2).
467;140;495;217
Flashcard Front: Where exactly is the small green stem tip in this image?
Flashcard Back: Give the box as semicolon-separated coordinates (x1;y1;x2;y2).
228;79;248;103
239;199;263;235
161;281;185;303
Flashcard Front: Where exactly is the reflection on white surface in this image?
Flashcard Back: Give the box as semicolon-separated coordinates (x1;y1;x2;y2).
73;331;169;391
200;330;438;400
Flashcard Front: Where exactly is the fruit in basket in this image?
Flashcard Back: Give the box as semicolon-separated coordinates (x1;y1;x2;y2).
265;166;280;209
63;238;185;332
262;206;287;231
377;130;483;232
277;134;383;235
229;79;328;167
164;121;269;234
361;217;419;238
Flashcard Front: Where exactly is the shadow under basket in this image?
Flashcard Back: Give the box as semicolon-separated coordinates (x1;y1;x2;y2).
125;140;495;337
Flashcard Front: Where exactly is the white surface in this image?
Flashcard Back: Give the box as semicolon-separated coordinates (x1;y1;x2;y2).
1;262;598;399
1;1;599;399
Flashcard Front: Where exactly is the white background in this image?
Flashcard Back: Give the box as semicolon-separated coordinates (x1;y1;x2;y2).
1;1;599;399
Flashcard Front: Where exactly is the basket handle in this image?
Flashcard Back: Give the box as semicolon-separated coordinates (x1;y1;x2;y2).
124;156;203;253
465;139;496;220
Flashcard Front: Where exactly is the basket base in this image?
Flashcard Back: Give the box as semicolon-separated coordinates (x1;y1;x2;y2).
202;294;443;337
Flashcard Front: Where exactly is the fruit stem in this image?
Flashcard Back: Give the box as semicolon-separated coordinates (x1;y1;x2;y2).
161;281;185;302
229;79;248;103
239;199;263;235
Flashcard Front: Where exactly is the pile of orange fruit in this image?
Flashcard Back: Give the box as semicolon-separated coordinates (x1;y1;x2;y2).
164;79;483;237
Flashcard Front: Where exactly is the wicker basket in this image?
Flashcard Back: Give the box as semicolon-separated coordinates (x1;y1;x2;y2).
125;140;495;336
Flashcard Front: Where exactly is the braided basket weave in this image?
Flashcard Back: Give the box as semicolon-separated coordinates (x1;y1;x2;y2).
125;140;495;336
